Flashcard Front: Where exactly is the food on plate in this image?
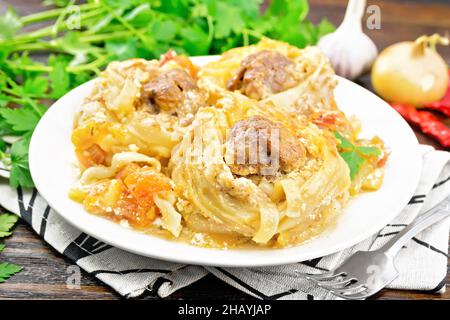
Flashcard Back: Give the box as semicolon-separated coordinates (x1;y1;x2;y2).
70;39;388;248
71;52;205;164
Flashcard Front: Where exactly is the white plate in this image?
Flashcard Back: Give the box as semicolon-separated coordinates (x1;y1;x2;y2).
29;56;422;267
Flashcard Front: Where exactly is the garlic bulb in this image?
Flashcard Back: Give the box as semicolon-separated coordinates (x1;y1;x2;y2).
318;0;378;80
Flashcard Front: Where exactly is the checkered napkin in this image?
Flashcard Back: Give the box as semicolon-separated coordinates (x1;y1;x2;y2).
0;145;449;299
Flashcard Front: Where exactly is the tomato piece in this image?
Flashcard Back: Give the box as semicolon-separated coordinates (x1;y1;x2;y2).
124;167;172;206
115;197;159;229
313;114;337;127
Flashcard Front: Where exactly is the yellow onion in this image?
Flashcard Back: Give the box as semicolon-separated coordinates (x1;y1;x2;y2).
372;34;449;106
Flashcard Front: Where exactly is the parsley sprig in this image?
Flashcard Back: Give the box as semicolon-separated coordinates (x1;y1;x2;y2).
334;132;381;180
0;213;22;283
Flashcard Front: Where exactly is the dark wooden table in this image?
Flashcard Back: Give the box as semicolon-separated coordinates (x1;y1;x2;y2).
0;0;449;300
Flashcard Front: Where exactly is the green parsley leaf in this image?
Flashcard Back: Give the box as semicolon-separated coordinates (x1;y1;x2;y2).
181;24;210;55
102;0;135;10
269;0;310;43
316;18;336;38
265;0;333;48
23;76;49;96
229;0;263;20
71;71;91;88
56;32;100;66
4;52;43;80
0;138;6;152
0;118;11;137
124;3;154;28
252;16;276;35
0;93;11;108
0;105;42;133
48;56;71;99
0;72;7;90
266;0;308;21
287;21;316;48
158;0;190;18
106;39;139;61
340;150;365;180
90;12;117;34
334;131;354;151
0;262;22;283
213;2;245;38
0;213;19;237
191;2;208;18
59;32;91;54
334;131;381;180
152;20;178;42
265;0;286;16
9;135;34;188
0;244;4;253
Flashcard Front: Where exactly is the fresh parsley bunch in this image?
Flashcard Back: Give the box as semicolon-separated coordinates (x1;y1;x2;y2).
0;213;21;282
0;0;334;188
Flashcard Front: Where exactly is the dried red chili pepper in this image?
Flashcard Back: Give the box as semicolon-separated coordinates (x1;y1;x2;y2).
423;72;450;117
391;103;450;148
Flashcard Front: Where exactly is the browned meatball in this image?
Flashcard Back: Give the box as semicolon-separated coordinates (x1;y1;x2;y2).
225;116;305;176
143;69;203;116
227;50;298;100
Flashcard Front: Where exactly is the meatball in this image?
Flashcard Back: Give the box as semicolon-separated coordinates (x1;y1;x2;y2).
225;116;305;176
227;50;298;100
143;68;204;117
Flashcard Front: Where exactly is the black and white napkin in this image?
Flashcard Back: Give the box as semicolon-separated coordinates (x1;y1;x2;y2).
0;145;448;299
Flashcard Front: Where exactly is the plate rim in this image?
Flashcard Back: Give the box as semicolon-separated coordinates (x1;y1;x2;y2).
28;57;422;267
